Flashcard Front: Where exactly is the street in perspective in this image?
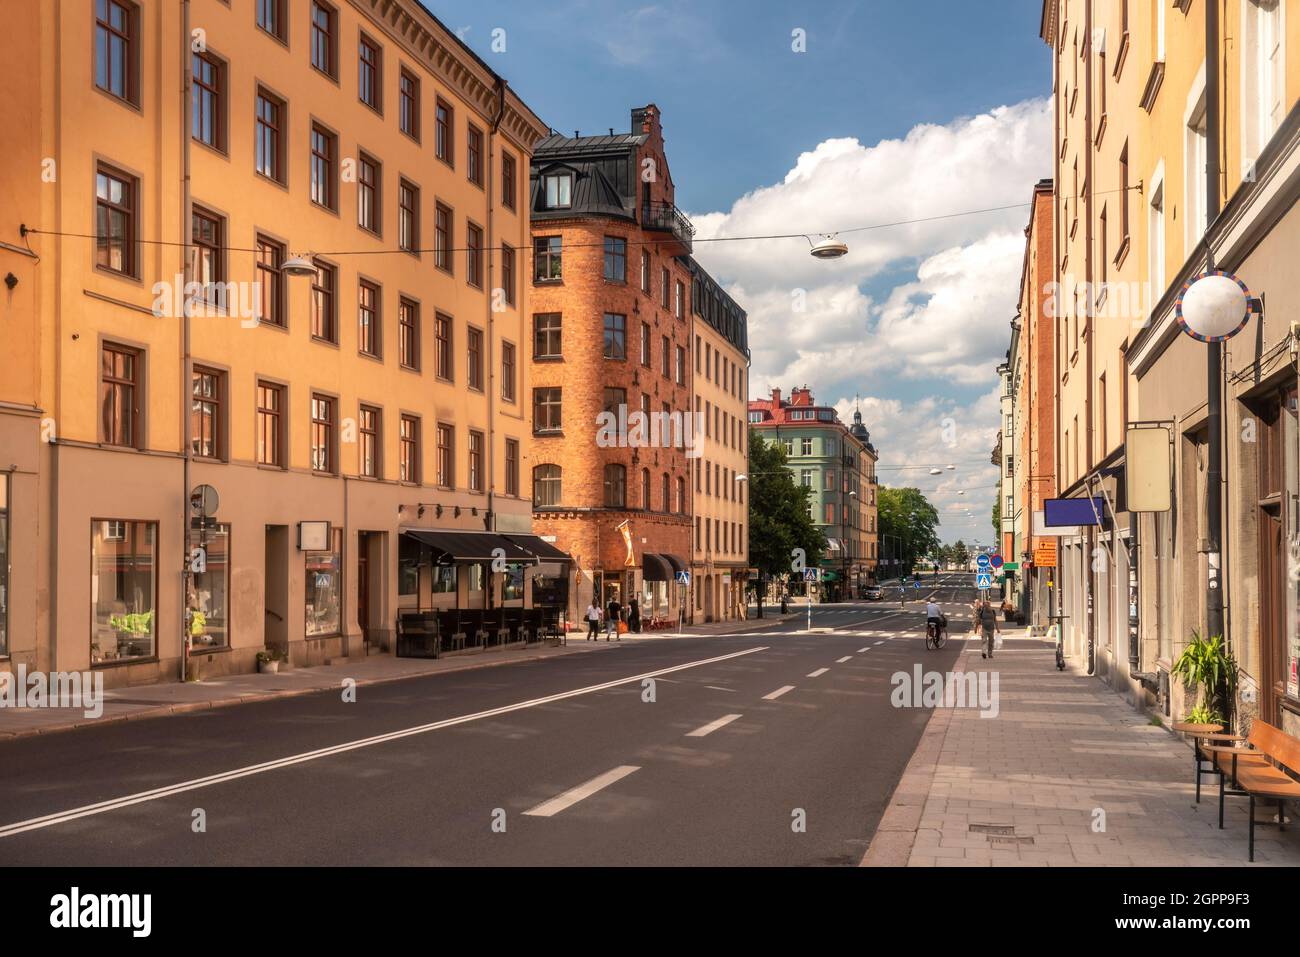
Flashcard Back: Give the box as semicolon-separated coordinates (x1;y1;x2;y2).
0;0;1295;940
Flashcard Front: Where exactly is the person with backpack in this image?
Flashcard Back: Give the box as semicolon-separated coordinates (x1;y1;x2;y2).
972;597;1001;659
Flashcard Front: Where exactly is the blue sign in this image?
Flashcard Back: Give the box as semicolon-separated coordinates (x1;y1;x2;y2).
976;571;993;590
991;554;1004;569
675;570;691;586
913;581;921;589
1044;497;1107;527
803;569;820;582
976;554;991;569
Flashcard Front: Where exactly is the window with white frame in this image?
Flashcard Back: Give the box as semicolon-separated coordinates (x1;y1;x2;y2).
1185;89;1208;250
1242;0;1285;175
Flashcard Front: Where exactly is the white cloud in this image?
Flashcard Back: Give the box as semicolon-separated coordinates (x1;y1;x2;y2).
690;97;1048;544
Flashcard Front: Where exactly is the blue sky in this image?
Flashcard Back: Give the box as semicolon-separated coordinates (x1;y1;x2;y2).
425;1;1054;543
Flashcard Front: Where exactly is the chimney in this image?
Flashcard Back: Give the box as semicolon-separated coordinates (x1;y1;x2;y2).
631;104;660;136
770;388;782;406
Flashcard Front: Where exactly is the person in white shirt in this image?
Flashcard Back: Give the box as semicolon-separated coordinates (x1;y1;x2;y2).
585;603;601;642
926;600;946;639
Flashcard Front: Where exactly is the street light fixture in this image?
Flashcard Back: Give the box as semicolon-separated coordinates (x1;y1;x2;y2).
809;235;848;259
282;254;319;277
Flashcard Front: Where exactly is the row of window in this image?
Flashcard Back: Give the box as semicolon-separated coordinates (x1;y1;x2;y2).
780;436;841;457
98;152;516;306
532;464;688;514
102;342;522;493
697;397;744;453
695;334;746;401
694;516;745;557
696;459;745;505
533;234;687;314
95;0;518;206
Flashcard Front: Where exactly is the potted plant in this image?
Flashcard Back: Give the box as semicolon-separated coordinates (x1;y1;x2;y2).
1172;630;1238;726
256;647;283;674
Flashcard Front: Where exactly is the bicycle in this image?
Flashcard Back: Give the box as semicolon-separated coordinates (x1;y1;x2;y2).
925;617;947;650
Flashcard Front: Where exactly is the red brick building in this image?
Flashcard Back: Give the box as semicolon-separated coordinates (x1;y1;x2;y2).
528;106;700;625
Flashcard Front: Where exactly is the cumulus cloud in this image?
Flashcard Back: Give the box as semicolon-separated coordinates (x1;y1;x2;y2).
688;97;1050;540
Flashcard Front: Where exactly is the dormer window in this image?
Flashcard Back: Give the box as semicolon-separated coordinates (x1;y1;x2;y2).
544;173;572;208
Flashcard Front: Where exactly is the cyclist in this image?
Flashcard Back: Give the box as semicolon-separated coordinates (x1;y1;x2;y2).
925;598;946;642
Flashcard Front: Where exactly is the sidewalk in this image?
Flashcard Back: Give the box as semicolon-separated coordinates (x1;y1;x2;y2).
863;637;1300;866
0;640;612;740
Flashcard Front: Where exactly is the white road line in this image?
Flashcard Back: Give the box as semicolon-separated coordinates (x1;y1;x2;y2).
836;655;852;663
684;713;743;738
873;640;885;646
703;685;736;692
763;685;796;700
0;645;769;839
523;765;641;818
807;667;829;678
857;647;870;653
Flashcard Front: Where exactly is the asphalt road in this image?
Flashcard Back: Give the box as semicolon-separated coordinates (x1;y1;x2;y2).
0;575;982;866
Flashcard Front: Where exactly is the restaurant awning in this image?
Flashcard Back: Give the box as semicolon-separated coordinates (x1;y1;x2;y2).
661;554;688;575
504;534;573;563
642;553;673;582
401;529;535;564
826;538;844;553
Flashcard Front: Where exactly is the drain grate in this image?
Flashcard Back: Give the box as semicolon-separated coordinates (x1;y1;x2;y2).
968;824;1016;836
988;835;1036;846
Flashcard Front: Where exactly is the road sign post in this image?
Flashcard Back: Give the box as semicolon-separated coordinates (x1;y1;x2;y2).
803;569;819;630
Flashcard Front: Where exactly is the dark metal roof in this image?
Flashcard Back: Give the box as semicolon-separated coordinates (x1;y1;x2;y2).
531;159;634;221
534;132;648;156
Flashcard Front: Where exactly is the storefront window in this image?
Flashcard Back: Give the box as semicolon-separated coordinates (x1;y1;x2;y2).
0;475;8;657
431;564;457;594
399;535;423;597
305;528;342;637
189;521;230;650
503;563;525;602
91;520;158;663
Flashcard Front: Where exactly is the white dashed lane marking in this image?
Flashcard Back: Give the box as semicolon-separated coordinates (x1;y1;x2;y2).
807;668;829;678
523;765;641;818
763;685;796;700
685;714;743;738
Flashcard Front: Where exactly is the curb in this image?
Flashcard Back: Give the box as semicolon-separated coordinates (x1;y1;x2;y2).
0;643;600;742
859;646;971;867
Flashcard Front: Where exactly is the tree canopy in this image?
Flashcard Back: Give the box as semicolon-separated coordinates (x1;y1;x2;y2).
877;486;941;574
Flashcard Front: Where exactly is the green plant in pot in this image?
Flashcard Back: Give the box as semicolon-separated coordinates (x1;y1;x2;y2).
1172;630;1238;727
255;647;283;674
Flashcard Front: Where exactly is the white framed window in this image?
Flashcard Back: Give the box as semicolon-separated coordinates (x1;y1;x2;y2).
1241;0;1285;175
1147;164;1166;314
1185;71;1208;250
544;173;572;208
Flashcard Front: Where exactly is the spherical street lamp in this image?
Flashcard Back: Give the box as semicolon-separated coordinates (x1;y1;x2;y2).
1176;270;1260;342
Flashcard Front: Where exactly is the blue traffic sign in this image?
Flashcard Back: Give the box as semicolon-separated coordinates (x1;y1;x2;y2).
913;580;921;589
976;571;993;589
675;570;691;586
803;569;820;582
976;554;991;569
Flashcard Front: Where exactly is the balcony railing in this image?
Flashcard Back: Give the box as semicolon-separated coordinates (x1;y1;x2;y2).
642;201;695;253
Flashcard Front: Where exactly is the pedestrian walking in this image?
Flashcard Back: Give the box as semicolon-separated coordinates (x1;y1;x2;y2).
973;597;1001;659
585;601;601;641
606;597;622;641
628;597;641;634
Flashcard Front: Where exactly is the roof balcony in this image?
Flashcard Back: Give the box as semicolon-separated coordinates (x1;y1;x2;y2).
642;201;694;256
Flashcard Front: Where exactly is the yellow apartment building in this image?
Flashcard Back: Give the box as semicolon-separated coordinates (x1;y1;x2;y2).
1042;0;1300;734
687;260;749;623
1041;0;1148;680
0;0;552;687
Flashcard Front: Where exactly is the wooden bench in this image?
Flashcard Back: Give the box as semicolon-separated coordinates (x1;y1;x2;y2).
1203;720;1300;861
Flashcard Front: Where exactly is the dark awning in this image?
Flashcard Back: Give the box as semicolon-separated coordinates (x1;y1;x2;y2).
401;529;535;564
642;553;673;582
661;554;688;574
504;534;573;563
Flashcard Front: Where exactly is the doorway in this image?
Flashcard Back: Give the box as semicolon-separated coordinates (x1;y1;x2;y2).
264;525;289;660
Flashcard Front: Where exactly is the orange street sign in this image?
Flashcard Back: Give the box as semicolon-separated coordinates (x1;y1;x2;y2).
1033;541;1057;567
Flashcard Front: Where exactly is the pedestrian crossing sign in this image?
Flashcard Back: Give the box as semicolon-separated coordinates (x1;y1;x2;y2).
976;571;993;590
676;570;691;586
803;569;819;582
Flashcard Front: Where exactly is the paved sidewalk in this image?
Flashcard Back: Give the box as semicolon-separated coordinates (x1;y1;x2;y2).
0;640;613;740
863;636;1300;866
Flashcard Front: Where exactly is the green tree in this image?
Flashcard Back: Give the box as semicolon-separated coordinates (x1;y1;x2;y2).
747;431;825;613
991;483;1001;538
952;539;970;567
877;486;941;575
